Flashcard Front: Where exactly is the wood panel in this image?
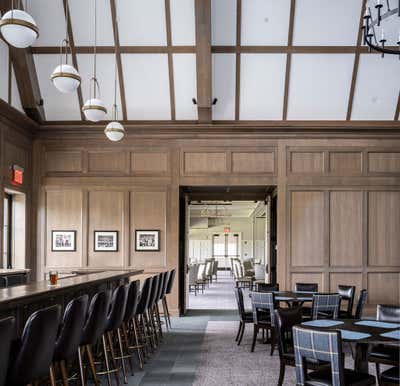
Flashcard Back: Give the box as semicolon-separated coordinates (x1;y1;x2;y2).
368;152;400;174
45;151;82;173
88;190;124;267
367;272;400;305
329;152;362;174
131;191;166;268
183;152;227;174
131;152;169;174
45;190;82;268
231;151;274;174
88;151;127;173
291;191;325;267
290;152;324;174
368;191;400;267
291;272;324;292
330;191;363;267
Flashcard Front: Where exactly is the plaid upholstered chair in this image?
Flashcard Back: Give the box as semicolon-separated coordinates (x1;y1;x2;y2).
234;287;253;345
311;294;341;320
293;326;376;386
250;291;277;354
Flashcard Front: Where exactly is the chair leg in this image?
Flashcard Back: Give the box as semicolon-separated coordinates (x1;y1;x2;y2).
235;321;242;341
49;365;57;386
86;344;100;386
270;329;276;356
278;361;285;386
376;363;381;386
117;328;128;384
59;360;69;386
238;323;245;346
77;346;86;386
102;334;113;386
107;331;121;386
251;325;258;352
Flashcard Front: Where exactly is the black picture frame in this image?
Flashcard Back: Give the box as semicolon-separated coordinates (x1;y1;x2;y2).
94;230;118;252
51;230;77;252
135;230;160;252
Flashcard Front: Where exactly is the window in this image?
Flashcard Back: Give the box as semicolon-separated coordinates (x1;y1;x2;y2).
3;193;12;269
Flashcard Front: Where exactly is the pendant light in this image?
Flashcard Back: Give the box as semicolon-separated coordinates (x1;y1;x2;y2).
50;1;81;93
105;22;124;141
0;0;38;48
82;0;107;122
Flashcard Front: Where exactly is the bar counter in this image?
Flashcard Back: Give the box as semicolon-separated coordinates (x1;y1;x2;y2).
0;269;143;335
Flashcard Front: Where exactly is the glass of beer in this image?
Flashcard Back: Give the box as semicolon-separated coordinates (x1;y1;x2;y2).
49;270;59;286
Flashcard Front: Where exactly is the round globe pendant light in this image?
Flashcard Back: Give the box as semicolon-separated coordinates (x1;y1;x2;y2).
105;121;125;142
82;0;107;122
0;4;39;48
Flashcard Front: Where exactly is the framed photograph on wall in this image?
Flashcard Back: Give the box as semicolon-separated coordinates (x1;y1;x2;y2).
52;230;76;252
135;230;160;251
94;231;118;252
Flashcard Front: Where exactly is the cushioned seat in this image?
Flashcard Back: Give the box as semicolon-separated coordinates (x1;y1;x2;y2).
307;366;376;386
381;366;400;384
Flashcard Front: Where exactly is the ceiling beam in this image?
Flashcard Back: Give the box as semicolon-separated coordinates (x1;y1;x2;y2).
395;92;400;121
194;0;212;123
234;0;242;121
0;1;45;122
165;0;176;120
282;0;295;120
62;0;85;120
346;0;367;121
32;46;196;54
110;0;127;120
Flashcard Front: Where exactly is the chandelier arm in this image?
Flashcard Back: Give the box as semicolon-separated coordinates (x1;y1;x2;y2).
363;27;400;56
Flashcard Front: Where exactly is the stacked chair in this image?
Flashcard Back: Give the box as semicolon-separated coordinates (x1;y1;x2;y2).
0;269;176;386
187;260;219;295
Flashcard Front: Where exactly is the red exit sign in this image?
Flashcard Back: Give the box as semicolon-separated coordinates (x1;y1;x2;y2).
11;165;24;185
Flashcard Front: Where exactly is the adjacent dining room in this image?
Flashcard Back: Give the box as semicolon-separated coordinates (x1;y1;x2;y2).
0;0;399;385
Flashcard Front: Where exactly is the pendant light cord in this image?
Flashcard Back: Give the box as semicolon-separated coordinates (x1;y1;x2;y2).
93;0;97;99
113;16;118;121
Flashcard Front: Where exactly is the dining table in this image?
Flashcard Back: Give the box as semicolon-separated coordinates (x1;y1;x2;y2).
299;318;400;373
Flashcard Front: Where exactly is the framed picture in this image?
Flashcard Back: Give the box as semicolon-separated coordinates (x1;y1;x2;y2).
52;230;76;252
135;230;160;251
94;231;118;252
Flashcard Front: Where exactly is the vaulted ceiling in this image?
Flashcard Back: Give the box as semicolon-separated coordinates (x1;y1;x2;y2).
0;0;399;127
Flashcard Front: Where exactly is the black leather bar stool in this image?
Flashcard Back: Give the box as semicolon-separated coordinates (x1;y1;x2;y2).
136;276;154;356
102;284;128;385
0;316;15;386
160;271;171;329
154;272;165;339
7;305;61;386
79;290;111;386
163;269;175;328
147;274;160;346
53;294;89;386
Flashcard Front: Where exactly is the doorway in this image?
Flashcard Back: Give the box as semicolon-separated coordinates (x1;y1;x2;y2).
178;186;277;315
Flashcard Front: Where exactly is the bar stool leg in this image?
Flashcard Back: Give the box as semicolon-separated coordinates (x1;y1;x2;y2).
163;297;171;328
77;346;86;386
132;318;144;369
101;335;113;386
161;299;169;331
86;345;100;386
122;323;135;376
49;365;57;386
107;331;121;386
59;360;69;386
117;328;128;383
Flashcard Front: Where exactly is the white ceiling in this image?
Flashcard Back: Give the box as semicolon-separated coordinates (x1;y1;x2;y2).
0;0;398;122
189;201;261;218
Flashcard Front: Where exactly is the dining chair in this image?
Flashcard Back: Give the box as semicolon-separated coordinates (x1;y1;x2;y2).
311;293;341;320
368;304;400;385
380;366;400;385
293;326;375;386
354;289;368;319
337;285;356;318
234;287;253;345
295;283;318;292
256;283;279;292
250;291;277;354
0;316;15;386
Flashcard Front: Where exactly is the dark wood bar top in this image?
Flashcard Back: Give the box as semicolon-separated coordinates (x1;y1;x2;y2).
0;269;142;308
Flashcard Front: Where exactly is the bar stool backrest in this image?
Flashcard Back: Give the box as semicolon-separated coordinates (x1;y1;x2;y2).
7;305;61;385
136;276;153;314
106;285;129;332
54;294;89;361
124;280;140;322
0;316;15;386
166;269;176;294
157;272;166;301
148;274;160;308
162;271;171;298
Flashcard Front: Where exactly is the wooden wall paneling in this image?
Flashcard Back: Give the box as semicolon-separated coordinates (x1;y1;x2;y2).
367;272;400;305
45;151;83;173
87;150;128;173
368;151;400;174
328;152;362;175
45;190;83;268
368;191;400;267
289;151;324;174
130;190;167;268
88;190;125;267
290;191;325;267
330;191;363;267
131;151;170;175
182;150;228;174
291;272;324;292
231;149;275;174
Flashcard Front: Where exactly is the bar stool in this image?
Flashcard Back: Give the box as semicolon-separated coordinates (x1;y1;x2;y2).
163;269;176;328
160;271;171;328
153;272;165;339
0;316;15;386
79;290;111;386
147;274;161;346
53;295;89;386
6;305;61;386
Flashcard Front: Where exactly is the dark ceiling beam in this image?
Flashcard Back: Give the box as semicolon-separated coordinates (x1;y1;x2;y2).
165;0;176;120
194;0;212;123
32;46;196;54
346;0;367;121
62;0;85;120
282;0;295;120
110;0;127;120
0;1;45;122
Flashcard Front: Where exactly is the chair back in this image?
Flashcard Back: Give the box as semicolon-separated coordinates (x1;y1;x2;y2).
234;287;246;320
7;305;61;385
106;285;128;331
166;269;176;294
136;276;153;314
162;271;171;297
212;260;218;275
293;326;345;386
256;283;279;292
148;274;160;308
337;285;355;315
197;263;206;280
0;316;15;386
188;264;199;285
251;291;276;326
232;260;241;280
311;294;341;320
275;307;302;358
295;282;318;292
124;280;140;322
81;290;111;345
354;289;367;319
157;272;166;301
205;261;213;276
377;304;400;323
54;295;89;361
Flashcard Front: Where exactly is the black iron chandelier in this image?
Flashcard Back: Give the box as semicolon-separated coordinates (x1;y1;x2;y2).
362;0;400;57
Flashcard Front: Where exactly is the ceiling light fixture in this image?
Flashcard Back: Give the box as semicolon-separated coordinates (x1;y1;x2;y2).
0;0;38;48
362;0;400;57
50;0;80;94
82;0;107;122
